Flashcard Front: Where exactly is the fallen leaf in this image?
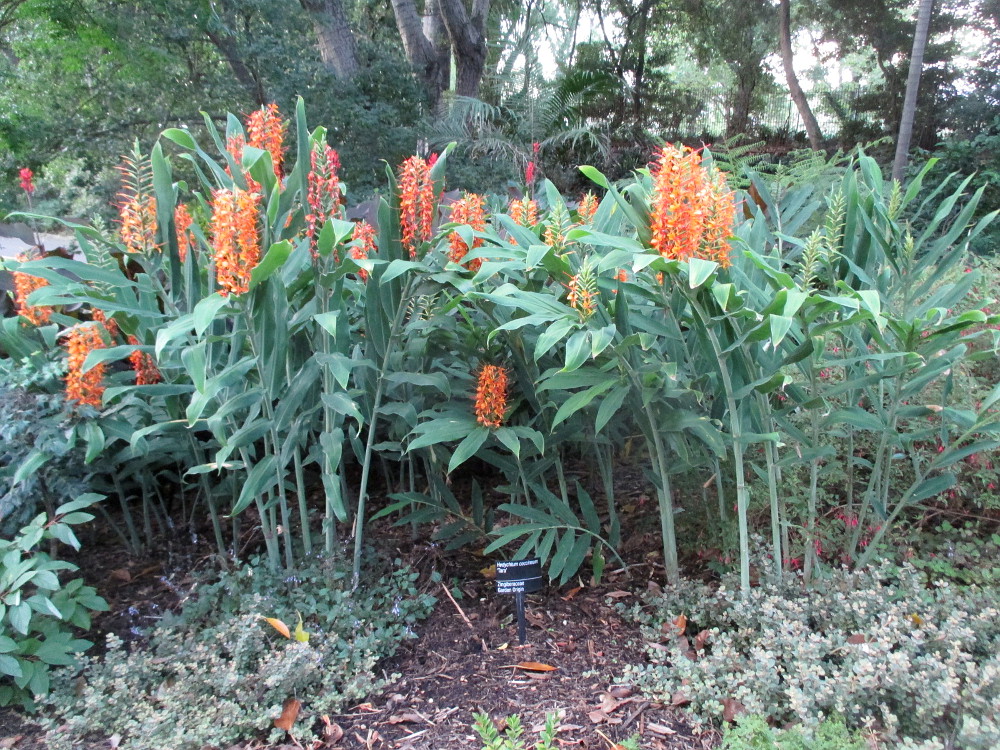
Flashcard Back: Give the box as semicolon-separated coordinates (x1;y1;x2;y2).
609;685;633;699
110;568;131;583
604;590;631;599
670;691;690;707
260;616;291;639
587;708;609;724
387;712;425;725
909;613;924;627
480;564;497;579
293;612;309;643
722;698;746;723
109;733;122;748
673;613;687;636
847;634;868;645
321;715;344;743
694;630;710;651
0;736;22;749
274;698;301;731
647;723;676;736
513;661;557;672
599;694;621;713
561;586;582;601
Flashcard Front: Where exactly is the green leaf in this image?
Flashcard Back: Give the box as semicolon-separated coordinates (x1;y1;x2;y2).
161;128;197;150
907;473;956;505
595;385;630;435
563;330;590;372
769;315;793;348
408;417;476;451
248;240;292;290
231;456;279;515
12;451;48;486
448;428;490;473
688;258;718;288
0;656;22;679
8;604;30;635
193;293;229;335
552;381;615;429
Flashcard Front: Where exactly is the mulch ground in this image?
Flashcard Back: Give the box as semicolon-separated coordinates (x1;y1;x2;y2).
0;505;721;750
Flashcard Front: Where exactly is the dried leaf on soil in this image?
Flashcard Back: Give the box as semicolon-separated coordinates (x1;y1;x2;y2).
274;697;301;731
511;661;558;671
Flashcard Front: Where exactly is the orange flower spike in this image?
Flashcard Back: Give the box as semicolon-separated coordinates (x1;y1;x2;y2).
225;135;261;193
65;323;106;408
13;254;52;326
210;187;261;297
566;260;598;321
351;220;377;282
306;144;342;262
578;193;599;224
398;155;435;259
119;195;158;255
245;103;286;178
448;193;488;270
127;335;161;385
91;308;119;339
474;364;509;429
175;204;194;263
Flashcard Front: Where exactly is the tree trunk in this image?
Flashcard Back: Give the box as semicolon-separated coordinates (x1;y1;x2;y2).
727;66;757;139
438;0;491;99
390;0;448;107
778;0;823;150
892;0;935;182
631;0;655;128
204;28;268;105
300;0;360;80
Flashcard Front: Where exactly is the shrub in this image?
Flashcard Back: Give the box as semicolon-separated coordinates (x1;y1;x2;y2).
721;713;867;750
626;563;1000;747
0;494;108;709
42;557;435;749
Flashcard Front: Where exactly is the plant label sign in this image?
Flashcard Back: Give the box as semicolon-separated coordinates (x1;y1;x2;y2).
496;558;541;644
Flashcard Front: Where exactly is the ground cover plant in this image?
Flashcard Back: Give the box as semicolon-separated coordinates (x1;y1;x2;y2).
1;99;999;747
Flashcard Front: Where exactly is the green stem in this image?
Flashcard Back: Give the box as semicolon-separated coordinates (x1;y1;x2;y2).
352;277;416;588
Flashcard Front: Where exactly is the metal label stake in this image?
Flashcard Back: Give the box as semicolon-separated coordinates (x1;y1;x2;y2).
496;558;542;644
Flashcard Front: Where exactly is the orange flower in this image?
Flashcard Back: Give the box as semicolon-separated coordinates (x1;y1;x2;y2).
578;193;599;224
306;144;342;262
175;203;195;262
13;253;51;326
226;135;261;193
92;308;119;339
210;187;261;297
127;335;161;385
448;193;488;271
117;150;158;254
507;197;539;244
566;260;598;320
245;103;286;178
474;364;509;429
351;220;376;282
648;144;735;267
65;323;106;408
397;156;436;259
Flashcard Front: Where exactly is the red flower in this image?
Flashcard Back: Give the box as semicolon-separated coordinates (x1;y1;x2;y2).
245;103;286;178
306;144;343;261
351;221;377;282
397;156;436;259
19;167;34;195
13;252;51;326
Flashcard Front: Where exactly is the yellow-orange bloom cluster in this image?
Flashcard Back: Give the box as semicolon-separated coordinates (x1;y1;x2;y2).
648;145;736;267
245;103;286;178
119;194;158;255
92;308;119;339
397;156;436;259
351;221;376;282
578;193;599;224
567;261;598;320
306;144;342;261
448;193;488;271
474;364;509;429
127;335;161;385
13;254;51;326
175;203;195;262
210;188;261;297
507;197;539;244
65;323;106;408
226;135;261;194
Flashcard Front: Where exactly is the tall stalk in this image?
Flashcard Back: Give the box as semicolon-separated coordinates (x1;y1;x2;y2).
352;276;416;588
